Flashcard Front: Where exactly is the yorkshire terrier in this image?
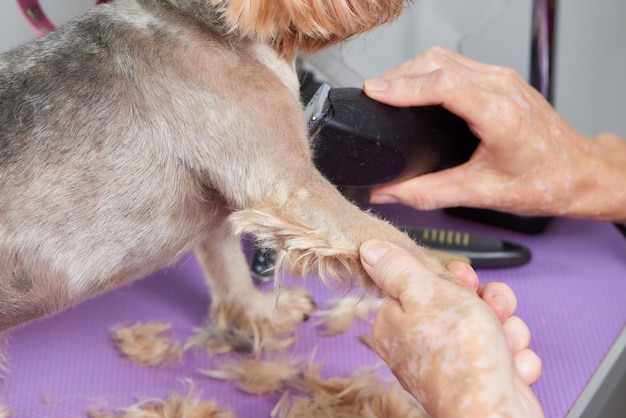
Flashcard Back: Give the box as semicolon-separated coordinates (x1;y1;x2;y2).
0;0;509;411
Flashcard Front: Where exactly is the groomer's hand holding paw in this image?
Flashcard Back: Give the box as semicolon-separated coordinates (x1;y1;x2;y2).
445;260;542;387
364;46;626;223
360;239;543;417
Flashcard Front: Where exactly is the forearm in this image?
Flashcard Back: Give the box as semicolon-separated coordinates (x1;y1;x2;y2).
564;133;626;223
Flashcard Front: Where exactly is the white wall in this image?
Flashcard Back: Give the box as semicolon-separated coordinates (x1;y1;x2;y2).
555;0;626;137
2;0;625;137
320;0;531;81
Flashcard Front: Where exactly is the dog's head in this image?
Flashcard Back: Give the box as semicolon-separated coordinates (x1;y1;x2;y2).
210;0;409;56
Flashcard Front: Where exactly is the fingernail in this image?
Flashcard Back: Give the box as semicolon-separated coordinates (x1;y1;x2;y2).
364;78;389;92
370;194;399;205
360;240;390;265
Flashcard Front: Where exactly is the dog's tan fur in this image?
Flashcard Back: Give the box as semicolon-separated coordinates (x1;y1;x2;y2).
209;0;405;56
0;0;468;409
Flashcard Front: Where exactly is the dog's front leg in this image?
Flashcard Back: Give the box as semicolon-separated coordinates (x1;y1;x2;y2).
189;218;315;354
229;168;451;292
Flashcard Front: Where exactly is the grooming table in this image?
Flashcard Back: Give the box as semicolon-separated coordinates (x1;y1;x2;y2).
3;206;626;418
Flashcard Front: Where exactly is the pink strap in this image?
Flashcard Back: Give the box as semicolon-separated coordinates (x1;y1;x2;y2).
17;0;109;36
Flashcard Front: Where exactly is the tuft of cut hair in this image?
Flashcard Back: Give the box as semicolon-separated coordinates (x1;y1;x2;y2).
201;356;301;394
110;322;183;367
272;363;428;418
89;384;234;418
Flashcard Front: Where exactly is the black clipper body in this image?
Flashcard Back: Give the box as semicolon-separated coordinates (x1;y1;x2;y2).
305;84;479;187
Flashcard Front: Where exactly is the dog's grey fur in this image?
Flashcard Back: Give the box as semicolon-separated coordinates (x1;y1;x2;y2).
0;0;445;355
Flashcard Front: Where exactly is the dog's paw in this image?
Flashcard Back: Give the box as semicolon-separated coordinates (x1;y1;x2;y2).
188;288;316;354
267;287;317;330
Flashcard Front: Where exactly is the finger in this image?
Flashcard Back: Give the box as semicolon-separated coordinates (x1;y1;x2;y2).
359;239;433;303
364;69;514;144
477;282;518;324
446;261;478;292
370;165;480;211
514;349;543;386
502;315;531;353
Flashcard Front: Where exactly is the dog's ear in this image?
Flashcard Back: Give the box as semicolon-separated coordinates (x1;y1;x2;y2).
212;0;407;56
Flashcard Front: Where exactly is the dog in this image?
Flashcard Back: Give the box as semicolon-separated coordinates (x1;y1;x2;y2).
0;0;513;412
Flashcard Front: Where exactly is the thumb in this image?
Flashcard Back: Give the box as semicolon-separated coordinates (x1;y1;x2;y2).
359;240;431;302
370;166;475;210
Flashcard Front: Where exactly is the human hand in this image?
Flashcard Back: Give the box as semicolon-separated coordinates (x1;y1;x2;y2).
360;239;543;417
363;46;626;222
445;260;542;386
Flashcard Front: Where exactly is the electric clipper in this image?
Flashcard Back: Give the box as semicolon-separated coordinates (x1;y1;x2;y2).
305;83;479;187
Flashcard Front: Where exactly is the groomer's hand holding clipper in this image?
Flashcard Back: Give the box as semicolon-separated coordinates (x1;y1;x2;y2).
364;47;626;225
